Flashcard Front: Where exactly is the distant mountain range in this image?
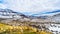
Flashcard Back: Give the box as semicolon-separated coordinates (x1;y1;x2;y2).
0;9;60;23
0;9;27;19
51;13;60;23
31;10;60;16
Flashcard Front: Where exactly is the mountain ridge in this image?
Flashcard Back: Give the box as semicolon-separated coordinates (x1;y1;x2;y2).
0;9;60;23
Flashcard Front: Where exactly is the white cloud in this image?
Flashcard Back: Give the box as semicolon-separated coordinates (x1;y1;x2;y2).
0;0;60;14
0;4;7;9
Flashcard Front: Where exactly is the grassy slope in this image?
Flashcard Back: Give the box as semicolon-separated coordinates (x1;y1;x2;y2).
0;23;52;34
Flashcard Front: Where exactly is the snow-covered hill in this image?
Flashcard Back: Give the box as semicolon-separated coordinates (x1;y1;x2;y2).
0;9;26;19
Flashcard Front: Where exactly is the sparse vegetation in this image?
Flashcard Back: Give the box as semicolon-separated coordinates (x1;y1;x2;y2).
0;23;52;34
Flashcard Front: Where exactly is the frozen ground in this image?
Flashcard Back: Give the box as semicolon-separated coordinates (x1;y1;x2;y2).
45;24;60;34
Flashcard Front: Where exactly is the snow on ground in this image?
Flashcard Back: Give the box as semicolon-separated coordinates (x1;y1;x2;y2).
45;24;60;34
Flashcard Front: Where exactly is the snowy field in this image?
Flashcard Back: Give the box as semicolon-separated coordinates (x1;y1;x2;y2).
45;24;60;34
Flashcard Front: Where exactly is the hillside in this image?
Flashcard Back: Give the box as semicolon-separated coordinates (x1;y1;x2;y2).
1;9;60;34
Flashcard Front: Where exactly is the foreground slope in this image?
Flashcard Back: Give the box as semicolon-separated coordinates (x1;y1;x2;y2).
0;23;52;34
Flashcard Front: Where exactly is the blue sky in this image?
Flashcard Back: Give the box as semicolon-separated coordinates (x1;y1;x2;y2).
0;0;60;16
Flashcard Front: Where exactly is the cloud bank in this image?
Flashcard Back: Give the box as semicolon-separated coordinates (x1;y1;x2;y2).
0;0;60;15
